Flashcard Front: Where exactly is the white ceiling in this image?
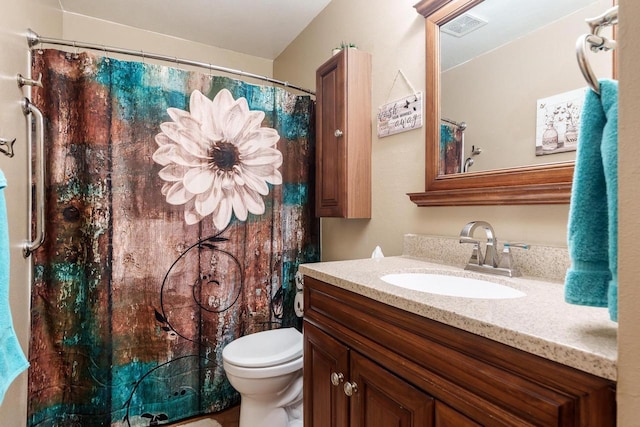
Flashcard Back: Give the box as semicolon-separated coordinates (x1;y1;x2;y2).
59;0;607;65
440;0;603;71
58;0;333;60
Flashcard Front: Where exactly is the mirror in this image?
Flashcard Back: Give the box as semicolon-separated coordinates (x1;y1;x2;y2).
410;0;616;206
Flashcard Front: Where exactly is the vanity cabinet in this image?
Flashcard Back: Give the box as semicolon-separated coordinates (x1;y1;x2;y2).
303;276;616;426
315;48;371;218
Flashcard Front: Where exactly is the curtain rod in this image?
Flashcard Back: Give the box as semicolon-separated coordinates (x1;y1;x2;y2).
441;117;466;130
26;29;315;96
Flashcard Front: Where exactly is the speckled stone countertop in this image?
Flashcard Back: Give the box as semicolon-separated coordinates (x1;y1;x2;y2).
298;254;618;381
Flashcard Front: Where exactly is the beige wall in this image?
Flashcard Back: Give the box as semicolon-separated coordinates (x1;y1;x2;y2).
442;0;611;171
275;0;639;423
617;0;640;423
62;13;273;79
0;1;62;426
274;0;572;260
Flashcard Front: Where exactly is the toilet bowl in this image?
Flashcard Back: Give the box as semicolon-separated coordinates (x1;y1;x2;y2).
222;328;304;427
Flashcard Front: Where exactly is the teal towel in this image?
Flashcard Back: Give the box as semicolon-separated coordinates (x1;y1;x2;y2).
565;80;618;322
0;169;29;404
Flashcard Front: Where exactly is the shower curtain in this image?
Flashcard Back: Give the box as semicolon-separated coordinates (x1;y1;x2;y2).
27;49;319;426
440;121;463;174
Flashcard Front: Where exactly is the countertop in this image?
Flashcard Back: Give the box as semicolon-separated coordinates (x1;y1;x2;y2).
298;255;617;381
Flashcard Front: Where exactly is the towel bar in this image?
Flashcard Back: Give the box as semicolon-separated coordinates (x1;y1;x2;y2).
576;5;618;95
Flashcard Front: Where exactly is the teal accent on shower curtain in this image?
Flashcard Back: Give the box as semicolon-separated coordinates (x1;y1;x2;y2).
27;49;319;426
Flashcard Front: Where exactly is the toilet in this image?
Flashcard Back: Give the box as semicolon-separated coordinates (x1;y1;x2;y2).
222;327;304;427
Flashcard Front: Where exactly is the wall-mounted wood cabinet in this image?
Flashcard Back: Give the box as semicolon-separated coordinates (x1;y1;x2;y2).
303;276;616;426
315;48;371;218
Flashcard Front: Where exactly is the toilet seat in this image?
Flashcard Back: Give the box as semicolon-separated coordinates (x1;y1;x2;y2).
223;354;303;379
222;328;303;368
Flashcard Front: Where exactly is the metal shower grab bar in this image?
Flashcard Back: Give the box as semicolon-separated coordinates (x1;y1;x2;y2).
22;98;45;257
0;73;43;159
576;5;618;96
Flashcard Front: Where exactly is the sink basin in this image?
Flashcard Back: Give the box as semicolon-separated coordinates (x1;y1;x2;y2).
380;273;526;299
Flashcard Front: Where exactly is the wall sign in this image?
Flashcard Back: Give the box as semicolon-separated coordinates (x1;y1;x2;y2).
377;92;423;138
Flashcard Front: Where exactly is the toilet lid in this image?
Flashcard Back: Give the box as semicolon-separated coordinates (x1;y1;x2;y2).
222;327;303;368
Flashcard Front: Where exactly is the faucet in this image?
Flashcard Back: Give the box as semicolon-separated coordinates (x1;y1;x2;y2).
459;221;528;277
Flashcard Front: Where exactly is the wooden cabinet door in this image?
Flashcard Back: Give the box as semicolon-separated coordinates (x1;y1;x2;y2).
349;351;434;427
434;401;481;427
316;52;346;217
304;322;349;427
315;48;371;218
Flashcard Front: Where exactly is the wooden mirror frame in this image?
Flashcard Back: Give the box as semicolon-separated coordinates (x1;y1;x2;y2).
409;0;575;206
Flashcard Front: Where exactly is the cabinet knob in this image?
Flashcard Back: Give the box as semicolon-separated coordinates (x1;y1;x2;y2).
330;372;344;386
343;381;358;396
334;129;344;138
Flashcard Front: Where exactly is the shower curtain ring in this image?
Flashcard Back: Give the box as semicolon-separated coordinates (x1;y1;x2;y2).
209;63;213;79
103;45;110;63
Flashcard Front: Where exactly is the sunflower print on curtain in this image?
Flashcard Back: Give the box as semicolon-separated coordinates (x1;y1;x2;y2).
27;49;319;426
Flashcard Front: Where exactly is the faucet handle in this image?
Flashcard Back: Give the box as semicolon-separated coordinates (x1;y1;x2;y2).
459;237;483;265
498;242;529;276
502;242;529;251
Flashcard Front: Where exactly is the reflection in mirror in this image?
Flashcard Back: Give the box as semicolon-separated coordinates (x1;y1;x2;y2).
440;0;613;174
410;0;615;206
